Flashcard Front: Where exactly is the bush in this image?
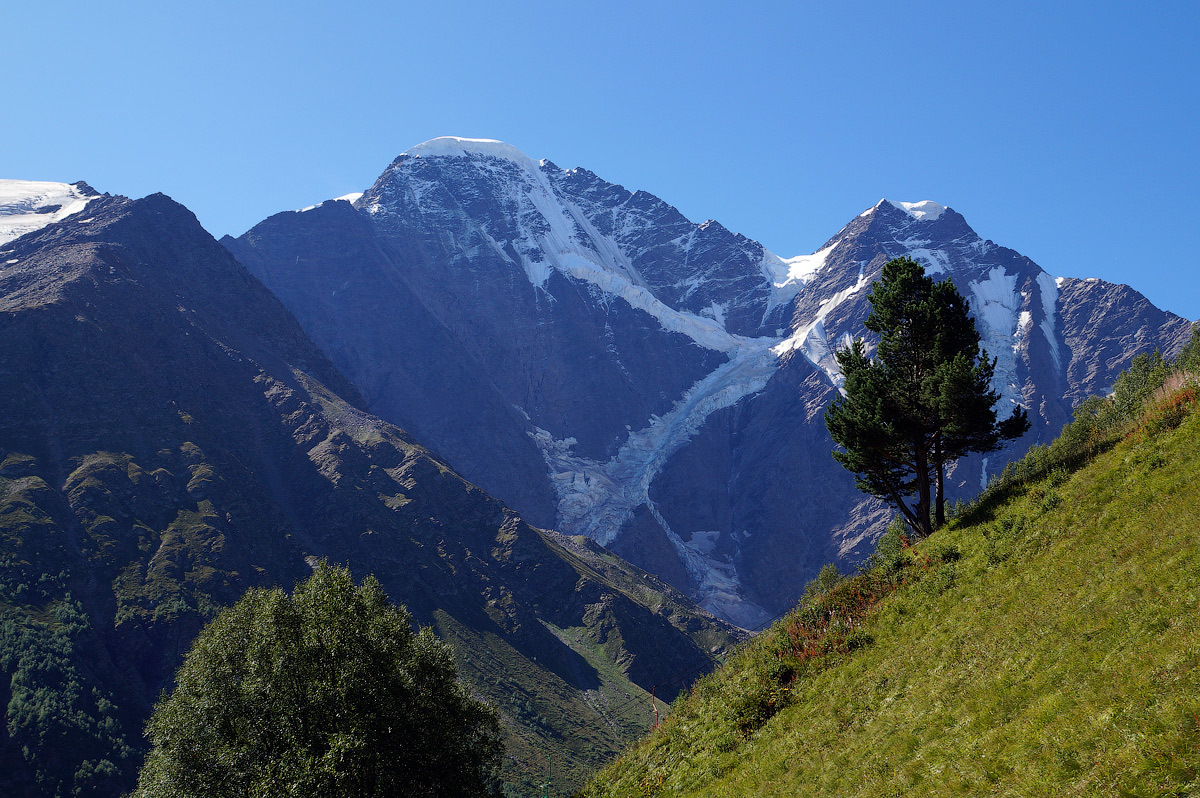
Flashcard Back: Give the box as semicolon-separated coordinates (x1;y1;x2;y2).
869;517;910;573
1111;350;1171;422
802;563;843;605
132;563;503;798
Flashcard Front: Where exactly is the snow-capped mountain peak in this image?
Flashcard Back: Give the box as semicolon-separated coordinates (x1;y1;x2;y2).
229;145;1193;628
0;179;98;247
359;138;795;340
404;136;536;166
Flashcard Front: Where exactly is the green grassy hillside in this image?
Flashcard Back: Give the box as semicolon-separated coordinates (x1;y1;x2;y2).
583;375;1200;797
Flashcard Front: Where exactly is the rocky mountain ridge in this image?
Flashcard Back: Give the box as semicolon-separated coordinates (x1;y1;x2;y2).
0;185;738;797
227;138;1192;626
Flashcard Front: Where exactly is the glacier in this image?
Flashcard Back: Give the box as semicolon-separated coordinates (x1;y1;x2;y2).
0;180;96;247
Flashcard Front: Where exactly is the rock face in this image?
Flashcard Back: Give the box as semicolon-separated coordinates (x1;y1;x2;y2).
0;188;740;798
226;141;1193;627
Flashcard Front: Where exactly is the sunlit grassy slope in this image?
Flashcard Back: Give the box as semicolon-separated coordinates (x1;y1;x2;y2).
583;388;1200;797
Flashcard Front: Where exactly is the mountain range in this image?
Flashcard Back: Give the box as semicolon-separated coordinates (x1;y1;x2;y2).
0;139;1190;796
225;138;1192;627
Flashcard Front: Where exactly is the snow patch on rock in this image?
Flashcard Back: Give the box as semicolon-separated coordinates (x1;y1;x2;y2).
557;253;747;352
906;246;954;275
764;240;839;312
969;267;1023;410
772;262;871;388
1037;271;1061;371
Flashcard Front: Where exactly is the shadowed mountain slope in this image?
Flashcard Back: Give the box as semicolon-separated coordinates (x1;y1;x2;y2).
0;189;740;798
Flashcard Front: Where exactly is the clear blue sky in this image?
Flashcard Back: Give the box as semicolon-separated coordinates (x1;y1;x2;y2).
6;1;1198;320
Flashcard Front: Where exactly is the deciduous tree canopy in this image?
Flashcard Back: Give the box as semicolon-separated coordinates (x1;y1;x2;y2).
131;562;503;798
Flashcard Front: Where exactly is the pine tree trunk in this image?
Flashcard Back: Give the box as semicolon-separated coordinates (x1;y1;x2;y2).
934;432;946;528
914;439;933;538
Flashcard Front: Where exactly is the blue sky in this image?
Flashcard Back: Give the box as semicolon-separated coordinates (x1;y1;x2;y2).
5;1;1198;320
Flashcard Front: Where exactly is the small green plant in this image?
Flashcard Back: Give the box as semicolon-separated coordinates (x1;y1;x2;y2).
928;542;961;563
919;564;956;596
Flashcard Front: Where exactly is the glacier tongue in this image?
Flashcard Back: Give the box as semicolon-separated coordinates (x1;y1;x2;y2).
533;340;780;544
1036;271;1061;371
969;266;1024;411
530;339;780;625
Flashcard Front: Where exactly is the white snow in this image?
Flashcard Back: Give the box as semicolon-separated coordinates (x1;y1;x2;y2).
556;253;748;352
888;200;946;221
763;240;839;313
1055;276;1066;289
906;246;954;275
1036;271;1061;371
297;192;366;214
405;136;536;167
699;300;728;327
1016;310;1033;340
969;266;1023;410
0;180;96;246
772;262;870;388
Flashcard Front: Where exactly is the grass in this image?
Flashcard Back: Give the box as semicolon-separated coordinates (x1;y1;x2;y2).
582;384;1200;797
432;609;654;797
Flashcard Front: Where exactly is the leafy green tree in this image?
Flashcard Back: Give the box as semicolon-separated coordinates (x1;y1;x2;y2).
1173;322;1200;373
1110;349;1171;421
131;562;503;798
825;257;1029;538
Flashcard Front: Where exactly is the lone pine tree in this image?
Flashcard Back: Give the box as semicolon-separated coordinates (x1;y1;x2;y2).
825;256;1029;538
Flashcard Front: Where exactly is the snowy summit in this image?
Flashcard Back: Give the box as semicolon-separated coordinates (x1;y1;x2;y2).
404;137;536;167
